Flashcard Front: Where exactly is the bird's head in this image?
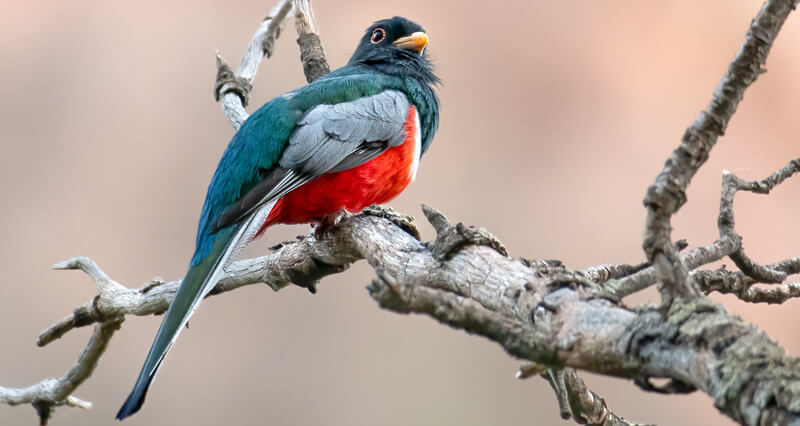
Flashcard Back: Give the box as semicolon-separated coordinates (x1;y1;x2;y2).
348;17;439;85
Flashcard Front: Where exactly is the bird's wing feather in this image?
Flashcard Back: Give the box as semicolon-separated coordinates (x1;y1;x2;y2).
281;89;409;174
211;89;410;230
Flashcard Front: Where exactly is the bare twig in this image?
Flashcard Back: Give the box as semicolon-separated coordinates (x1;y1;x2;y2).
641;0;798;307
36;231;359;345
1;258;124;423
293;0;330;82
695;256;800;304
214;0;331;131
215;0;294;129
696;269;800;304
544;368;572;420
522;365;645;425
609;235;739;299
612;158;800;300
541;368;649;426
718;159;800;283
581;263;649;285
580;242;688;286
0;319;122;425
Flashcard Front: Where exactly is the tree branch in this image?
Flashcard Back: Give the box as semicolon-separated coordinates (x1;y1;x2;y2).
550;368;648;426
518;364;648;426
609;236;738;299
213;0;331;130
611;158;800;300
718;159;800;283
641;0;798;307
0;317;121;425
214;0;293;129
292;0;330;83
695;267;800;304
13;197;800;424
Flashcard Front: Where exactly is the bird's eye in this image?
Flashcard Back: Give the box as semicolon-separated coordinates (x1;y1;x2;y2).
370;28;386;44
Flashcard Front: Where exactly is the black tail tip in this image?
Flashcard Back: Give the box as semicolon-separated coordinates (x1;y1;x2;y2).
116;390;146;421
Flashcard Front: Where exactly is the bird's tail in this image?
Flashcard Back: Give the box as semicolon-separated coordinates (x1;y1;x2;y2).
116;202;275;420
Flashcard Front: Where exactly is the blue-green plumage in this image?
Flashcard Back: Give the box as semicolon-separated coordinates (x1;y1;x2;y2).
117;16;439;421
192;96;298;265
194;67;437;264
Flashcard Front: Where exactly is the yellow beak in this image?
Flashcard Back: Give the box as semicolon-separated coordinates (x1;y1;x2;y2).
393;32;429;54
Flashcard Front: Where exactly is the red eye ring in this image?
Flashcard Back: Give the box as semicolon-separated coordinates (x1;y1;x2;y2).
370;28;386;44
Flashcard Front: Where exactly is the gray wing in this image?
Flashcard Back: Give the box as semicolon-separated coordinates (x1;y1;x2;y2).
279;89;410;174
211;90;410;232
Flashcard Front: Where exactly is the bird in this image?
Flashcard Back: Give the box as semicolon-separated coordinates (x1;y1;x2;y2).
116;16;439;420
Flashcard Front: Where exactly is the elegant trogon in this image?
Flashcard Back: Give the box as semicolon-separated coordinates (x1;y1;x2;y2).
116;16;439;420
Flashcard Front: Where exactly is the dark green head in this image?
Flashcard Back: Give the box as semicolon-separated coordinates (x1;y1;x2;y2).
348;17;440;86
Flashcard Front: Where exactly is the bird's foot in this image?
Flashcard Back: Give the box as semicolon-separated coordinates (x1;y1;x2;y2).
362;205;420;239
312;210;351;239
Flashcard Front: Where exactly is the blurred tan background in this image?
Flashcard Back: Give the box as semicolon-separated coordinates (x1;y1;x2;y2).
1;1;799;425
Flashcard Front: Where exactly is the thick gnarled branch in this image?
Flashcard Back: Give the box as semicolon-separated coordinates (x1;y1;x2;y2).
16;197;800;425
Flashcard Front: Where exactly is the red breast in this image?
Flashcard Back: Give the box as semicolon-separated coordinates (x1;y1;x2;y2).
264;105;420;227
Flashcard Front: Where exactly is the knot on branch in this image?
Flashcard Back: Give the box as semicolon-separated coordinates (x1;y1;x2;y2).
634;376;696;395
72;301;102;328
29;388;94;426
214;54;252;107
643;173;686;216
282;254;348;294
421;204;507;260
366;268;409;314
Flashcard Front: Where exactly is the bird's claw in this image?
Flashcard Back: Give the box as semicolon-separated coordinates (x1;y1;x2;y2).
312;210;351;239
362;205;420;239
